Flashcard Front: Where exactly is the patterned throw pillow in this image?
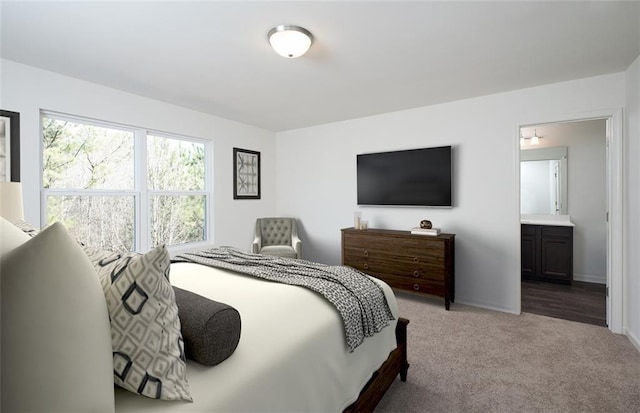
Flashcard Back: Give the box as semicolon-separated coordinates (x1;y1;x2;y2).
86;245;192;401
13;219;41;238
14;220;87;246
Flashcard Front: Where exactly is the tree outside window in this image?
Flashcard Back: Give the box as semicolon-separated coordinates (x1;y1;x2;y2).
42;113;209;252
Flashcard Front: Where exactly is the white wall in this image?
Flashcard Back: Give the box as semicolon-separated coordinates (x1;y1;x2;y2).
625;55;640;351
3;58;637;337
522;120;607;283
276;73;625;313
0;59;276;250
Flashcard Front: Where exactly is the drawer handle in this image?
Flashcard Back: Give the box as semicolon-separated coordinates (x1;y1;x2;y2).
413;270;419;277
364;263;369;270
413;283;420;291
414;257;419;263
363;250;369;257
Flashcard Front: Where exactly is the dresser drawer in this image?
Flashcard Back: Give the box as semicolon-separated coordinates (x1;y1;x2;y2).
344;253;444;280
384;275;446;296
367;257;444;280
345;238;444;267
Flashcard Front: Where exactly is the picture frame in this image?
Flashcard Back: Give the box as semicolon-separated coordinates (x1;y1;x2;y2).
233;147;260;199
0;110;21;182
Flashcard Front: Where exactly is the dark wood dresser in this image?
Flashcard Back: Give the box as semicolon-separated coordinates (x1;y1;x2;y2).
341;228;456;310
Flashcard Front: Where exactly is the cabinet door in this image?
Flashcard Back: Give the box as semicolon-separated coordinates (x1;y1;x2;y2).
540;226;573;283
521;225;537;280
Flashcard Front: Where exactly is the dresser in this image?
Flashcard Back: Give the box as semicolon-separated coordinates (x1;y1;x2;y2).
341;228;456;310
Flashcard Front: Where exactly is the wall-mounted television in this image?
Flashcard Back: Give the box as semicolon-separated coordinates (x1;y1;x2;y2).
357;146;452;207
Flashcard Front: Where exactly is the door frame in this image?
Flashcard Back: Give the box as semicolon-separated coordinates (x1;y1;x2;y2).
516;108;623;334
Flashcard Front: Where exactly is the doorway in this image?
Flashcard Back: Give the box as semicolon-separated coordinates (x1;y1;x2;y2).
517;110;624;333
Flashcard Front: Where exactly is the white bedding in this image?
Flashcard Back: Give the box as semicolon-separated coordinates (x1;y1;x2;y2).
114;262;399;412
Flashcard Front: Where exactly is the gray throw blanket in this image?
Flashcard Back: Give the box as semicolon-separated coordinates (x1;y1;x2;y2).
173;246;394;352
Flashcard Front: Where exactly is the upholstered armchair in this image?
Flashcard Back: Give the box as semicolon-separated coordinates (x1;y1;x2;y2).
252;217;302;259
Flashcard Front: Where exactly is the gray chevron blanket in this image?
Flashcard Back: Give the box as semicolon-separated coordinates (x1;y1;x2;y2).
173;246;394;352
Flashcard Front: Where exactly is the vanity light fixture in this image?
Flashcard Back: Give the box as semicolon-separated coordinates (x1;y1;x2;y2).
521;130;542;146
268;25;313;58
530;130;540;145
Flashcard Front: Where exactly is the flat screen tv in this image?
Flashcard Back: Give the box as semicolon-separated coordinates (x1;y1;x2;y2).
357;146;452;207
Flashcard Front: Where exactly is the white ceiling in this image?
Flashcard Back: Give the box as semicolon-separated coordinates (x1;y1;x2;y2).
1;1;639;132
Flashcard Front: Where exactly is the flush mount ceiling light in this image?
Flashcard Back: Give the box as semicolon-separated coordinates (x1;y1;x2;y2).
268;25;313;58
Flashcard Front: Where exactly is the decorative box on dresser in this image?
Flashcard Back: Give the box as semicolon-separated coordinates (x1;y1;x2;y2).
341;228;456;310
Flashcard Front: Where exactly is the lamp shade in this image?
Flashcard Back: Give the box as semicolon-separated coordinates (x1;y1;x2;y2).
0;182;24;223
268;25;313;58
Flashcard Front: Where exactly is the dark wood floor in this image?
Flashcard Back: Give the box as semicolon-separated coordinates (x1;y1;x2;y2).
521;280;607;327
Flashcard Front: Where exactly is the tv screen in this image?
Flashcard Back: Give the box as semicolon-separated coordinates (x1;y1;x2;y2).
357;146;452;207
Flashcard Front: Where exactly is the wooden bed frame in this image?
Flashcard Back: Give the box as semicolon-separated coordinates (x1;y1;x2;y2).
344;317;410;412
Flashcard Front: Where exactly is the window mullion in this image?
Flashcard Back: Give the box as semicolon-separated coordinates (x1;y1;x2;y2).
206;140;214;244
136;130;149;252
148;190;208;196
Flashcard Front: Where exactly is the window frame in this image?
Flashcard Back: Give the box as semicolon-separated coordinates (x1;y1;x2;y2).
40;111;213;253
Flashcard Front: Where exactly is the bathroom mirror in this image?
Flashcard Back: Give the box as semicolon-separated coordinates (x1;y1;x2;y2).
520;146;568;215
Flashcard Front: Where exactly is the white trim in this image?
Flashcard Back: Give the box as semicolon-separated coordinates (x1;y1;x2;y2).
146;129;209;146
456;297;520;315
514;122;523;314
44;189;137;196
607;109;624;334
136;130;147;252
1;114;12;181
573;273;606;284
148;190;209;196
39;114;46;226
206;140;215;245
41;110;138;134
626;327;640;353
516;108;624;335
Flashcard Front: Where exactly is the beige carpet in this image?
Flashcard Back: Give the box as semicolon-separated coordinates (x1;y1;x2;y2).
376;293;640;413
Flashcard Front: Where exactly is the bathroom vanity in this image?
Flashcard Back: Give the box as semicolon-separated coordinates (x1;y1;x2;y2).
521;216;574;284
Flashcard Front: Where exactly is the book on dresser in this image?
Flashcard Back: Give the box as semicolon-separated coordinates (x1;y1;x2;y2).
410;227;441;236
341;227;456;310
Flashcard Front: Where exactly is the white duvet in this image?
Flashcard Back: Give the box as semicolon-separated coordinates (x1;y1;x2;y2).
114;262;399;412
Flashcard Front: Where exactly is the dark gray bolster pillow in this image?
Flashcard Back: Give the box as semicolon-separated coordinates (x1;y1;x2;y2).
173;286;241;366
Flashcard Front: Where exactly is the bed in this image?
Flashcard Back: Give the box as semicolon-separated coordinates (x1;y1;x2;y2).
114;261;409;412
1;218;408;412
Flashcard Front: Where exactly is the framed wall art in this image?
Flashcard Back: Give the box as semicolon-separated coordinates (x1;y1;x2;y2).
233;147;260;199
0;110;21;182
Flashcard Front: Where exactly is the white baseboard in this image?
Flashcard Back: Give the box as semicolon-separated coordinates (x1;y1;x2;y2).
625;328;640;353
455;297;519;315
573;273;606;284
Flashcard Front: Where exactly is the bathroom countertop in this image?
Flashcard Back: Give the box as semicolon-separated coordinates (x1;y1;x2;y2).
520;216;575;227
521;219;574;227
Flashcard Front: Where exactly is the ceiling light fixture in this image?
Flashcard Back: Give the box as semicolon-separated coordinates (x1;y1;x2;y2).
268;25;313;58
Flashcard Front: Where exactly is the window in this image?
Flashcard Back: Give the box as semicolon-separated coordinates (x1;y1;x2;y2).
42;112;210;252
147;134;206;247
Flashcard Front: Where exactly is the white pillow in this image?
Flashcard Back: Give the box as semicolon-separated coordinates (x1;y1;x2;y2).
0;216;30;256
1;222;115;413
